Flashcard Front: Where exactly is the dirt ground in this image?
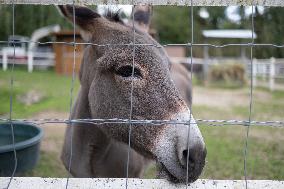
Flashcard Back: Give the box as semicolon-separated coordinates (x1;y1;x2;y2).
193;86;271;108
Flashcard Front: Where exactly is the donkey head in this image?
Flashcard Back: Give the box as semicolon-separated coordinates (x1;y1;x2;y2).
59;5;206;183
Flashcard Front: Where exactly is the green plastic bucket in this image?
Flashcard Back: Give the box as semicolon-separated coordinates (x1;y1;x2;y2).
0;122;43;176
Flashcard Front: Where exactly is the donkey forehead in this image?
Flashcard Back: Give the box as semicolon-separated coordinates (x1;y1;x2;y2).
101;45;169;68
91;18;151;43
89;19;170;68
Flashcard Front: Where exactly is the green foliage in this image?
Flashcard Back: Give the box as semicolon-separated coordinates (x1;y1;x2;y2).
153;6;284;58
152;6;190;44
254;7;284;58
204;7;227;29
0;5;72;41
0;5;283;58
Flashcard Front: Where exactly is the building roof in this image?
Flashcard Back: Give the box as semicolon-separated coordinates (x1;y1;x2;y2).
202;29;257;39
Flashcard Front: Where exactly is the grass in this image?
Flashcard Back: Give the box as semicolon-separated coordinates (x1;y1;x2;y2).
207;80;246;89
0;68;283;180
191;85;284;180
22;151;68;177
199;126;284;180
0;67;80;118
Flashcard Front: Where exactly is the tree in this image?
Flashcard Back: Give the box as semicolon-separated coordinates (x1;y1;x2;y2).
0;5;282;58
152;6;283;58
254;7;284;58
0;5;71;41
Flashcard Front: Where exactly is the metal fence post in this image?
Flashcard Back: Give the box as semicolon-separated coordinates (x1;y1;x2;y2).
269;57;275;91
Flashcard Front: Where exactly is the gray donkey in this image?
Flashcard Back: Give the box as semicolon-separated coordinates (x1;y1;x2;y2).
132;5;192;106
58;5;206;183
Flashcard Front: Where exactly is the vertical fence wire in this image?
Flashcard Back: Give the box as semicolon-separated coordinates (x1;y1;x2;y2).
6;1;17;189
65;2;77;189
125;3;136;189
244;5;255;189
185;0;194;187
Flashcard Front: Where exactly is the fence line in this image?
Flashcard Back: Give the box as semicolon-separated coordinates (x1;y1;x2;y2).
1;118;284;127
0;0;284;6
1;40;284;48
0;1;284;189
0;50;55;72
251;58;284;91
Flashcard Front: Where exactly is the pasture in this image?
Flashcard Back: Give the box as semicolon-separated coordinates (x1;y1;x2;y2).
0;68;283;179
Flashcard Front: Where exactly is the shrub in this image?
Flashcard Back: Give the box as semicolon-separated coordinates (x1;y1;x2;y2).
209;63;246;87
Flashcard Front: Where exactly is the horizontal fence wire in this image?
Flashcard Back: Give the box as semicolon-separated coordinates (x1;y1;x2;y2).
0;118;284;127
1;41;284;48
0;0;284;6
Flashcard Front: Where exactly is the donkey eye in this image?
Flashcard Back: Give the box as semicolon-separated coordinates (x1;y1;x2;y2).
115;65;142;78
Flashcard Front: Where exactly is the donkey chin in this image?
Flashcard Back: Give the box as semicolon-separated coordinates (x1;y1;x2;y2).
154;111;206;183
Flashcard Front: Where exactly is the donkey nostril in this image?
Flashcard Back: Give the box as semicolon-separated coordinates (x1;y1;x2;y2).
182;150;188;158
182;149;195;167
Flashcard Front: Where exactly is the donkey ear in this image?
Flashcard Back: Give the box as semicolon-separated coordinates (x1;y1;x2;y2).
57;5;101;41
132;5;152;33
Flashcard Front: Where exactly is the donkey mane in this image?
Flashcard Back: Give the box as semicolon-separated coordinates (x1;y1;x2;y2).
103;9;149;34
103;9;124;24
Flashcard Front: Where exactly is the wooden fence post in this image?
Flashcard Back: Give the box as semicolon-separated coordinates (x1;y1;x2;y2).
203;44;209;85
269;57;275;91
2;49;8;71
28;51;33;73
252;58;257;88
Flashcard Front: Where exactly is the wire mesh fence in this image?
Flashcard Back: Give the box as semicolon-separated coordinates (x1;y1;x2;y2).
0;1;284;189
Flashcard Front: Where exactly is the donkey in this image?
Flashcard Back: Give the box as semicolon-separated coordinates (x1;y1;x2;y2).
58;5;206;183
131;5;192;106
